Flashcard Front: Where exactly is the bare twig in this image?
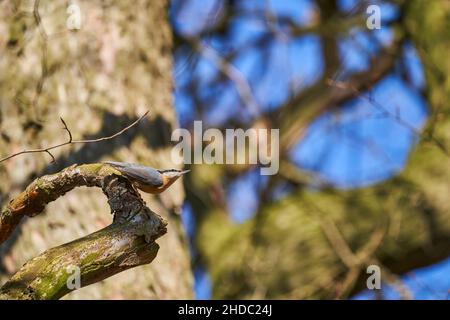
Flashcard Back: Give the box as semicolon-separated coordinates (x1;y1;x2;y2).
0;111;149;164
60;117;72;142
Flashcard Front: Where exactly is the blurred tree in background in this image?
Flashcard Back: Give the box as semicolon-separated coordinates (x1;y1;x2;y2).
0;0;449;300
172;0;450;299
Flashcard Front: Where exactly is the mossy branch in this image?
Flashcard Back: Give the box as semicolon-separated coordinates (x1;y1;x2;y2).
0;163;167;300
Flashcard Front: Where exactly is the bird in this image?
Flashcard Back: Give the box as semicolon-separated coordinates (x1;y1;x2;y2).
103;161;190;194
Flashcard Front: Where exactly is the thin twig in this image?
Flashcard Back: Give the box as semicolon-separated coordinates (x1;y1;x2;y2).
0;111;149;164
60;117;72;142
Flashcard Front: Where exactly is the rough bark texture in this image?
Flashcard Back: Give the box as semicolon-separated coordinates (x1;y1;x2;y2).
0;0;192;299
189;0;450;299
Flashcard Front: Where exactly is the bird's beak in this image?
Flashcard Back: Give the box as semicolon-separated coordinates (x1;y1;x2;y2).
167;170;190;179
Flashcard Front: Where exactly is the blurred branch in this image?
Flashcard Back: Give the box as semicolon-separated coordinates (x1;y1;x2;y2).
304;198;386;298
179;0;450;300
278;37;402;150
327;79;449;157
0;163;167;299
0;111;149;164
210;37;402;180
189;39;260;117
316;0;340;79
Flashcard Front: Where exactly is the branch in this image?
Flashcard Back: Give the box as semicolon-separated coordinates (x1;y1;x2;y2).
326;79;450;157
278;38;402;150
0;163;167;299
190;39;260;117
0;111;149;164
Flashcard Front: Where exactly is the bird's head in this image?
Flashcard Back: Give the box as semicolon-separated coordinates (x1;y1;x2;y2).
158;169;190;185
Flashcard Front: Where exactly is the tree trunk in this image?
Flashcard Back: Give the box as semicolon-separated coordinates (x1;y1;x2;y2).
0;0;192;299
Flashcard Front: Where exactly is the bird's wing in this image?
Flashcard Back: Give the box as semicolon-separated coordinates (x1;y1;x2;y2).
104;161;164;187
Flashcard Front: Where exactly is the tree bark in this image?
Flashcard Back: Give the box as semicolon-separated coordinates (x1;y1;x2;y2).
0;0;192;299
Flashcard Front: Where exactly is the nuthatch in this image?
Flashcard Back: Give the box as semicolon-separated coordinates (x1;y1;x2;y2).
104;161;189;194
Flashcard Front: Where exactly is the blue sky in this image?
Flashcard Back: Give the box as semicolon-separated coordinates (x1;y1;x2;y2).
171;0;450;300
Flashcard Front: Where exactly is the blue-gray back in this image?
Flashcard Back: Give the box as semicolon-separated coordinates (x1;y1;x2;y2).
104;161;163;187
